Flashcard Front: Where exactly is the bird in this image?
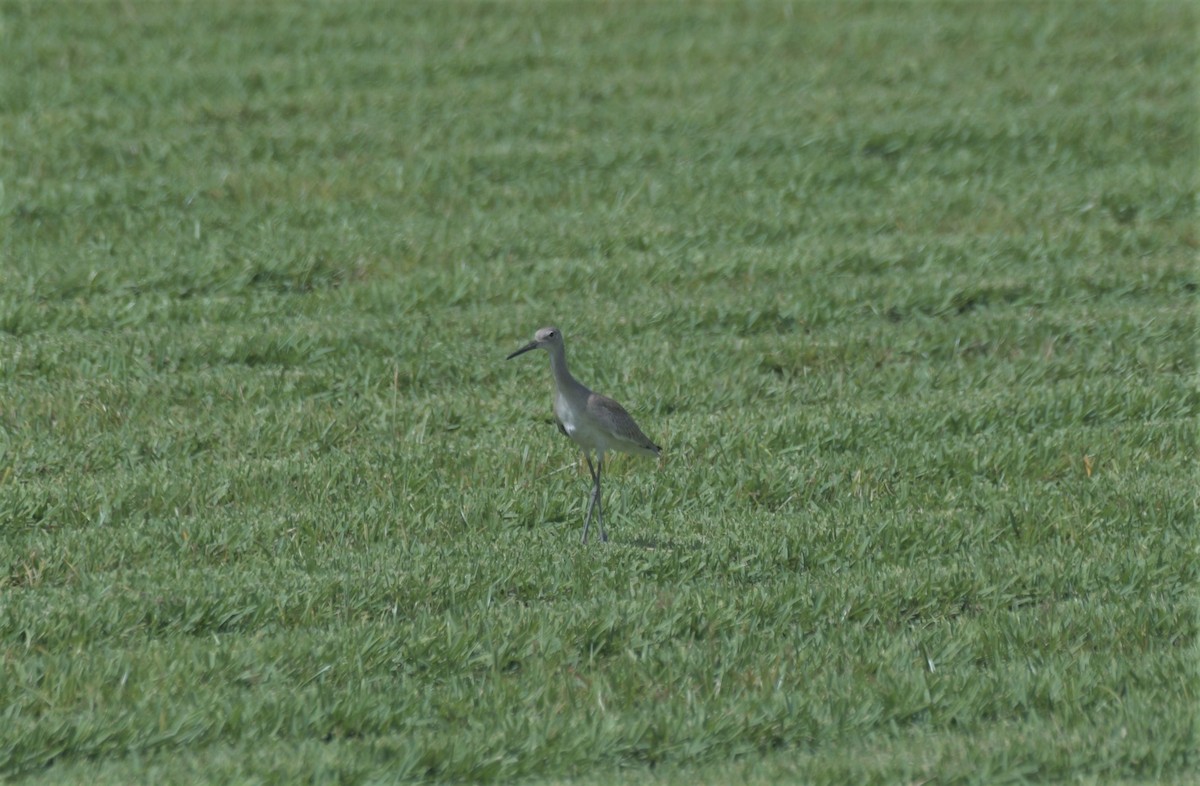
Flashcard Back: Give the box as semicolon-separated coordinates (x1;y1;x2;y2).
507;326;661;543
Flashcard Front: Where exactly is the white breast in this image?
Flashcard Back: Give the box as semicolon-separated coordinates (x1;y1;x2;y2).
554;389;609;452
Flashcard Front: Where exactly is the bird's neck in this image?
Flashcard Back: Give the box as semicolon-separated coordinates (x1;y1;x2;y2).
548;347;584;394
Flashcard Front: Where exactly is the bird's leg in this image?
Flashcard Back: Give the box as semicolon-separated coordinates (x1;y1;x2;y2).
595;454;607;543
582;452;599;544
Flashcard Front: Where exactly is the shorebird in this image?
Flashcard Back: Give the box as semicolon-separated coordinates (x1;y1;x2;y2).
507;326;661;543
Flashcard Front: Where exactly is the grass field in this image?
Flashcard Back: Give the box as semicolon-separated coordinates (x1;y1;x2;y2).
1;1;1196;782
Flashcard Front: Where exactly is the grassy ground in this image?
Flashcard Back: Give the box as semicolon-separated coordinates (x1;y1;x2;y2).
1;0;1196;783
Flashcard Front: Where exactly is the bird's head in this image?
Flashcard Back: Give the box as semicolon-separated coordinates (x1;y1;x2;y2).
507;326;563;360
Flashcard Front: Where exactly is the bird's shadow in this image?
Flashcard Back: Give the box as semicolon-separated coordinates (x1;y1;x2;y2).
620;535;703;552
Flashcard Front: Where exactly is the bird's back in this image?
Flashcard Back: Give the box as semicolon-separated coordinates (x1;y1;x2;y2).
586;393;661;457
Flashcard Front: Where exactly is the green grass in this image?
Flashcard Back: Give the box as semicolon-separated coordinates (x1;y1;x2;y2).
1;0;1196;782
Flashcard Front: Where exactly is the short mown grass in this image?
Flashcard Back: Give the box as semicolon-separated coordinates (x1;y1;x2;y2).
1;1;1196;783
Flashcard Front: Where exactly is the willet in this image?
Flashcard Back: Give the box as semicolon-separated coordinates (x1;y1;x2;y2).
507;326;661;543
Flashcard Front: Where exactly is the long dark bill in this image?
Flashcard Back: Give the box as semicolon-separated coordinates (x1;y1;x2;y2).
506;342;538;360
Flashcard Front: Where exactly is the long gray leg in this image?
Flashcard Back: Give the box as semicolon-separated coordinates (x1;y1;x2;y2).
595;454;607;543
582;453;600;543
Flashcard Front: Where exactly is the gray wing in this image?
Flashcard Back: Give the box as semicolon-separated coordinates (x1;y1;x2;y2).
588;393;661;456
